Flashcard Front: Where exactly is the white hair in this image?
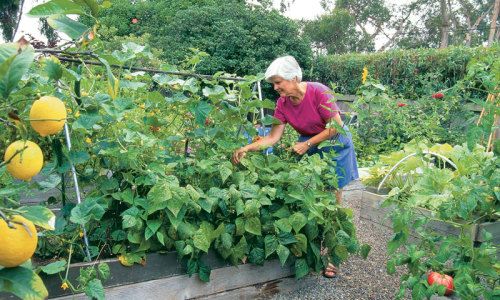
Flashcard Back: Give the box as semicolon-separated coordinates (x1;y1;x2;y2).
265;55;302;82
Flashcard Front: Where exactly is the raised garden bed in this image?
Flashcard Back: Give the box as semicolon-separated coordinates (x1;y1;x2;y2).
38;251;305;300
359;188;500;244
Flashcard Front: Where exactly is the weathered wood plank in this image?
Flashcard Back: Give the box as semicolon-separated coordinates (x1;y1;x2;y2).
476;221;500;244
359;190;497;243
52;260;293;300
359;190;392;228
42;251;229;298
196;275;317;300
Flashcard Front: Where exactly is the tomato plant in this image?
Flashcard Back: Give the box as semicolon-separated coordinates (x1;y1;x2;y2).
380;142;498;299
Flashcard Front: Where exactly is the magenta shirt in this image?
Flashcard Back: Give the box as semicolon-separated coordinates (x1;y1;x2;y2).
273;82;340;136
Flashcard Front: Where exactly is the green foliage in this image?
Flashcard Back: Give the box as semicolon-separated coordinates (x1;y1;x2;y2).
309;45;498;97
394;0;495;49
84;0;311;76
0;0;22;42
0;43;35;99
384;151;499;299
0;266;48;300
347;46;499;161
351;81;474;160
304;8;374;54
0;3;364;297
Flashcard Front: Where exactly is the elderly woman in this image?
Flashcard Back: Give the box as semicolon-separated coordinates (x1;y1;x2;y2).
232;55;359;277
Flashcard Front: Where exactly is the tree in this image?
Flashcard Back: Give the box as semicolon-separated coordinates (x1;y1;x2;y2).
439;0;451;47
455;0;493;46
87;0;311;76
488;0;500;45
158;2;311;75
303;8;374;54
304;0;393;53
395;0;496;49
315;0;497;50
0;0;25;42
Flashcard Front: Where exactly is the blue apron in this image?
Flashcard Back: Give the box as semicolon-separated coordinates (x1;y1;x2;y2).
298;125;359;189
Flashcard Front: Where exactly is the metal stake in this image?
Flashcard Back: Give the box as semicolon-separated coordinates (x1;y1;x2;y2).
257;81;265;123
63;123;92;261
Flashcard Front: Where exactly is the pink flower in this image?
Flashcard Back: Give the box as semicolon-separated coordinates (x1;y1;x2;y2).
432;92;444;99
131;18;139;24
397;102;407;107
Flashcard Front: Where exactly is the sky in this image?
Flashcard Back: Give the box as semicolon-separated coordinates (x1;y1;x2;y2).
273;0;326;20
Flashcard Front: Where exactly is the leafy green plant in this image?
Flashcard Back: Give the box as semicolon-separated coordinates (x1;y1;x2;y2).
310;45;499;97
351;79;474;161
1;1;368;299
380;142;498;299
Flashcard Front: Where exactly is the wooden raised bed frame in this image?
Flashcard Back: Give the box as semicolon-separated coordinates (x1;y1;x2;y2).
360;188;500;245
37;251;311;300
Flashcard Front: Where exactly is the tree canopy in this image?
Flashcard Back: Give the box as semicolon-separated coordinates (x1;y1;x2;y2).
84;0;311;76
304;0;498;53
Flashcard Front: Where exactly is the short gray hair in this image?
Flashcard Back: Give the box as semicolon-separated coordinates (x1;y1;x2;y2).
265;55;302;82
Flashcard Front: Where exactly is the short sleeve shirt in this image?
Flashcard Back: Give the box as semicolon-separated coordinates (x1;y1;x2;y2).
273;82;340;136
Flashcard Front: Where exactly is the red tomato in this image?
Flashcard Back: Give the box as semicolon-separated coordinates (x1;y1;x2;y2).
427;271;454;296
397;102;407;107
432;92;444;99
204;117;212;126
131;18;139;24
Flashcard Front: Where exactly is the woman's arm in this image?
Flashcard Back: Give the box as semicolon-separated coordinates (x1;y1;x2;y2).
292;115;343;155
232;124;285;164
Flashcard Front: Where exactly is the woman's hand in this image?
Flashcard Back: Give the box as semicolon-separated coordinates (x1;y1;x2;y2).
232;147;248;164
292;141;310;155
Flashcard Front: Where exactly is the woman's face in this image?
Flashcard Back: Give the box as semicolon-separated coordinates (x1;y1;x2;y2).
269;76;297;97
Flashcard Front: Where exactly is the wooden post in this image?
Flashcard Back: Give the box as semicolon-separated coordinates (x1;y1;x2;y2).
476;92;499;152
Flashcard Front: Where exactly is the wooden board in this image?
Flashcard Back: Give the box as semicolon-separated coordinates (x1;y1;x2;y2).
359;190;392;228
51;260;294;300
476;221;500;244
197;275;317;300
41;251;230;298
359;190;499;243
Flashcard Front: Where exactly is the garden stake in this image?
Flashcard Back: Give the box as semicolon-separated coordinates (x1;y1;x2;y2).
476;92;499;152
63;123;92;261
257;81;265;123
256;81;271;156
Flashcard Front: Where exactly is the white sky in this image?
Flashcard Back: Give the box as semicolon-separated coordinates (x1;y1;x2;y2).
274;0;327;20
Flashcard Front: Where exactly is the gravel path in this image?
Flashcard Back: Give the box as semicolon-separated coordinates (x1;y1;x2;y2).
271;180;409;300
